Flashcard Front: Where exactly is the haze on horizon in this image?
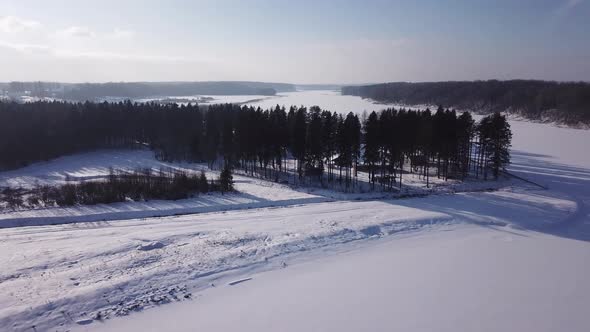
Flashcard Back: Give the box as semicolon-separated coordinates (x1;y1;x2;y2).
0;0;589;84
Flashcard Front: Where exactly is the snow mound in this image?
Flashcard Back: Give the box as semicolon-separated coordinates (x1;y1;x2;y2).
137;241;166;251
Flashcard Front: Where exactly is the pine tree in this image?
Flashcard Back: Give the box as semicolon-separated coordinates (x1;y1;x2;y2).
219;167;234;194
363;111;380;186
321;111;338;181
482;113;512;179
457;112;475;178
291;107;307;179
305;107;324;165
199;171;209;193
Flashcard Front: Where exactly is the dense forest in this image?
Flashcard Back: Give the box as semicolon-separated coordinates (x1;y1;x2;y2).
0;100;511;191
342;80;590;125
1;81;296;101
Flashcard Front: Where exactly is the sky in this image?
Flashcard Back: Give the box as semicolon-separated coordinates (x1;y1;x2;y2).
0;0;589;84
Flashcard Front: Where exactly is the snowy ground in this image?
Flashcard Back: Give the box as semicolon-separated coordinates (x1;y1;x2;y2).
0;182;579;331
0;147;516;227
0;150;325;228
78;225;590;332
1;91;589;332
0;200;451;331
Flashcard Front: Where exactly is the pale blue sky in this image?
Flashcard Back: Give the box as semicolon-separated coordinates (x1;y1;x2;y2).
0;0;588;83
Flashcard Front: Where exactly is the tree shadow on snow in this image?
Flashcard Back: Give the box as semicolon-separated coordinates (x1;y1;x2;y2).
389;149;590;242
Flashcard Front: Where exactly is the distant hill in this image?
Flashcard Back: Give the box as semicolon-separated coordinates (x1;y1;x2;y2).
1;81;297;101
296;84;341;91
342;80;590;126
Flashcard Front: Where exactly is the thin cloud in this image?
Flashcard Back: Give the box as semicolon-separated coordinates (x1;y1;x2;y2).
0;16;41;33
54;49;188;62
0;41;50;54
57;26;96;38
56;26;136;40
110;28;135;39
555;0;584;15
0;40;189;62
565;0;583;9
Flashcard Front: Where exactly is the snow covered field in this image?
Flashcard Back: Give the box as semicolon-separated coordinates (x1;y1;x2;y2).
0;146;518;228
0;149;326;228
1;91;589;332
79;225;590;332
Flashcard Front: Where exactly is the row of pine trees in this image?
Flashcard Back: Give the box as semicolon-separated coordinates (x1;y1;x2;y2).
0;100;512;191
363;108;512;189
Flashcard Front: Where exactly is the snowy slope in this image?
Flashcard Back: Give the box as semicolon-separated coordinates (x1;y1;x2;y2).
79;225;590;332
0;184;577;331
0;200;454;331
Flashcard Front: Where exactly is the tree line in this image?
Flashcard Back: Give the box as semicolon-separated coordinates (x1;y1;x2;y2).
0;100;511;190
1;81;297;101
0;167;234;210
342;80;590;125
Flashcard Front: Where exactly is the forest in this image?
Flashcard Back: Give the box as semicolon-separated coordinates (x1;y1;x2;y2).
0;100;512;192
342;80;590;125
1;81;296;101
